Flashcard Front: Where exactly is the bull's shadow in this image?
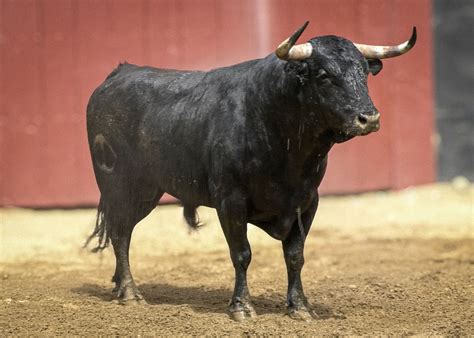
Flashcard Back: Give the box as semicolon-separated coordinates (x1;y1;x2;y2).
73;283;336;318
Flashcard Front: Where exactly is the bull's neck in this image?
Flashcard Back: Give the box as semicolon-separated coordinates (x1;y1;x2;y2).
244;55;331;158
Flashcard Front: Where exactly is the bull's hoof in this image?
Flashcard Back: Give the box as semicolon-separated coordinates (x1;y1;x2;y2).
118;298;148;306
288;306;318;322
113;282;147;306
228;301;257;322
112;295;148;306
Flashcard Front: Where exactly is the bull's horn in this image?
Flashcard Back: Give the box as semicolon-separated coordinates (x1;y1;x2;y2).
354;27;417;59
275;21;313;61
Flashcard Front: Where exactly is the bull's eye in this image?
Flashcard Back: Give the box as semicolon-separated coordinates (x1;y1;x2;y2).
316;68;331;84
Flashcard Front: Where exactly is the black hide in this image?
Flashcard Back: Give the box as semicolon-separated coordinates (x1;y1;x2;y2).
86;34;383;320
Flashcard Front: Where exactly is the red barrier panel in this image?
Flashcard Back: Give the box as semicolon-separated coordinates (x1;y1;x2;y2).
0;0;434;207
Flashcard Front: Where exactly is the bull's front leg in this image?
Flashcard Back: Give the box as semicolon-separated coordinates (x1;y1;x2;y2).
283;196;319;321
217;194;256;322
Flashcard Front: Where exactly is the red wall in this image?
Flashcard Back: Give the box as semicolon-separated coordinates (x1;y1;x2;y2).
0;0;434;207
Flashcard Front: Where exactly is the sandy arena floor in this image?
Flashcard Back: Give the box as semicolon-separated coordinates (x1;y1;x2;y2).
1;183;473;335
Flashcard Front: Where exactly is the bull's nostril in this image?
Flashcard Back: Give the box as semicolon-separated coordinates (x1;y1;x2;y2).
357;115;368;125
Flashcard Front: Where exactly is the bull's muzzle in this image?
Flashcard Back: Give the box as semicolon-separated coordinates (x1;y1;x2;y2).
355;111;380;135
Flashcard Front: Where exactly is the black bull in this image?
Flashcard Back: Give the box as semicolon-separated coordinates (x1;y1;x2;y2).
86;23;416;321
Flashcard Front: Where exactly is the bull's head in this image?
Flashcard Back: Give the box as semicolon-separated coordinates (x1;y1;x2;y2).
276;21;416;143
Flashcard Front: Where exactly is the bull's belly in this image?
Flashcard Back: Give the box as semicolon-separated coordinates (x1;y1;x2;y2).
158;174;214;207
149;161;213;207
138;141;214;207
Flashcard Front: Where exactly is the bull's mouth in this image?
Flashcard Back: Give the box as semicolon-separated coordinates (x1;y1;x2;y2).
358;124;380;136
332;122;380;143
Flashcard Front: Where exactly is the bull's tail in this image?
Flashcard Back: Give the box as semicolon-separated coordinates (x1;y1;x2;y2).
84;197;111;252
183;204;203;231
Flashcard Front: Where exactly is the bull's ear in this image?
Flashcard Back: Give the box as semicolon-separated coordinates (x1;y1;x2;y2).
367;59;383;76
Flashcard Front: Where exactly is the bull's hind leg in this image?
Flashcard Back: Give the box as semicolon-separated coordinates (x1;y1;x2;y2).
111;222;144;305
217;195;257;322
106;194;162;305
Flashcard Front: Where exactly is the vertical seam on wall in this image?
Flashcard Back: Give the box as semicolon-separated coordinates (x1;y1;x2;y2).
255;0;270;56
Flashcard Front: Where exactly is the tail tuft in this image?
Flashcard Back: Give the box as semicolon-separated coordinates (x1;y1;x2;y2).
84;198;111;252
183;204;203;231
